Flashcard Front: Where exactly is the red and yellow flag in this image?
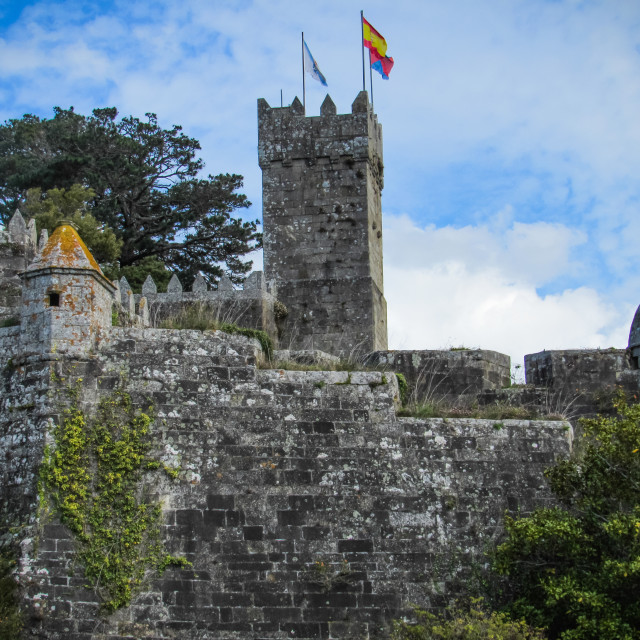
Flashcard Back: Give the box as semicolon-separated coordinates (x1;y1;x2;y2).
362;16;394;79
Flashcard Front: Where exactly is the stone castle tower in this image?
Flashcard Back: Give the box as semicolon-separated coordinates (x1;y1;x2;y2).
258;92;388;355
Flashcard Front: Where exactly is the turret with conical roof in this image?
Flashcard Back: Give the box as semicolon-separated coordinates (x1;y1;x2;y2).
19;222;116;361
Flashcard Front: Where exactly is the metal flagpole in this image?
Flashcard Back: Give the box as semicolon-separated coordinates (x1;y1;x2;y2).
369;50;374;109
301;32;306;112
360;11;366;92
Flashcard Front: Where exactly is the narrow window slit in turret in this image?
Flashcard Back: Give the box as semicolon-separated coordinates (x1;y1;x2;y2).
48;292;60;307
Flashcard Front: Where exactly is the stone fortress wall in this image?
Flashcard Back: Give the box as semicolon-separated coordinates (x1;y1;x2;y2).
0;92;639;639
0;222;571;638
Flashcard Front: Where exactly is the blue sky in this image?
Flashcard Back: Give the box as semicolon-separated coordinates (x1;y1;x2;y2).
1;0;639;374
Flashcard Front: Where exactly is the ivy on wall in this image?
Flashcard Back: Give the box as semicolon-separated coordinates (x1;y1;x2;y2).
41;388;188;612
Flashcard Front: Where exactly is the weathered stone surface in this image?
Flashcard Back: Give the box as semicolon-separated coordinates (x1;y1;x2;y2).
27;218;37;247
320;94;337;116
215;275;232;292
142;274;158;296
525;349;630;393
167;273;183;294
119;276;131;304
192;273;207;293
7;209;28;245
38;228;49;252
245;270;265;291
368;349;511;401
10;327;571;639
522;349;638;419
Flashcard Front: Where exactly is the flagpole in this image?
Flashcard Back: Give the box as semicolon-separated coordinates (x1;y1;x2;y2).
301;32;306;112
369;50;374;110
360;11;366;92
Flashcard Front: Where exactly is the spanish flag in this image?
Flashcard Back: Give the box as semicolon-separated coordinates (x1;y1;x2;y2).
362;16;394;79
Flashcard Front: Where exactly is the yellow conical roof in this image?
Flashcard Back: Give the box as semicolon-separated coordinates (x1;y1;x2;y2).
27;223;103;274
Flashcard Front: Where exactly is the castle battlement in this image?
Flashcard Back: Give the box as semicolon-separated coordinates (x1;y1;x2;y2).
0;211;285;351
128;270;281;336
0;210;38;322
258;92;383;182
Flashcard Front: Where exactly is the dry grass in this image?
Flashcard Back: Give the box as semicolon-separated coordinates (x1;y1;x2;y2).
158;303;273;359
397;400;565;421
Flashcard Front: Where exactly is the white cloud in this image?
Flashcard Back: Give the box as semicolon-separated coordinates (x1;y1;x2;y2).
384;212;587;287
383;214;632;374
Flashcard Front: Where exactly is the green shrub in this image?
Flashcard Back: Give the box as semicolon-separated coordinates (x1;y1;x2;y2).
392;601;545;639
396;373;409;405
493;392;640;639
0;552;22;638
397;401;555;421
397;402;442;419
158;304;221;331
218;322;273;361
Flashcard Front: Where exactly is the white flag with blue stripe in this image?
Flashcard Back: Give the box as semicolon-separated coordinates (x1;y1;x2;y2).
303;40;328;87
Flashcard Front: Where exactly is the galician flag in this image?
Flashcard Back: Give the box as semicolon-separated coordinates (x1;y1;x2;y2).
303;40;328;86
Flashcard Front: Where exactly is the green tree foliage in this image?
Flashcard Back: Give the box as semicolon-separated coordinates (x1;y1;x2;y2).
0;107;260;286
22;184;122;265
493;392;640;639
392;601;545;639
118;255;171;293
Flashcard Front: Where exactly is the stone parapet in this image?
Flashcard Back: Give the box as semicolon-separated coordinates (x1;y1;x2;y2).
367;349;511;402
525;349;631;393
258;93;383;174
133;271;281;343
0;211;39;323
